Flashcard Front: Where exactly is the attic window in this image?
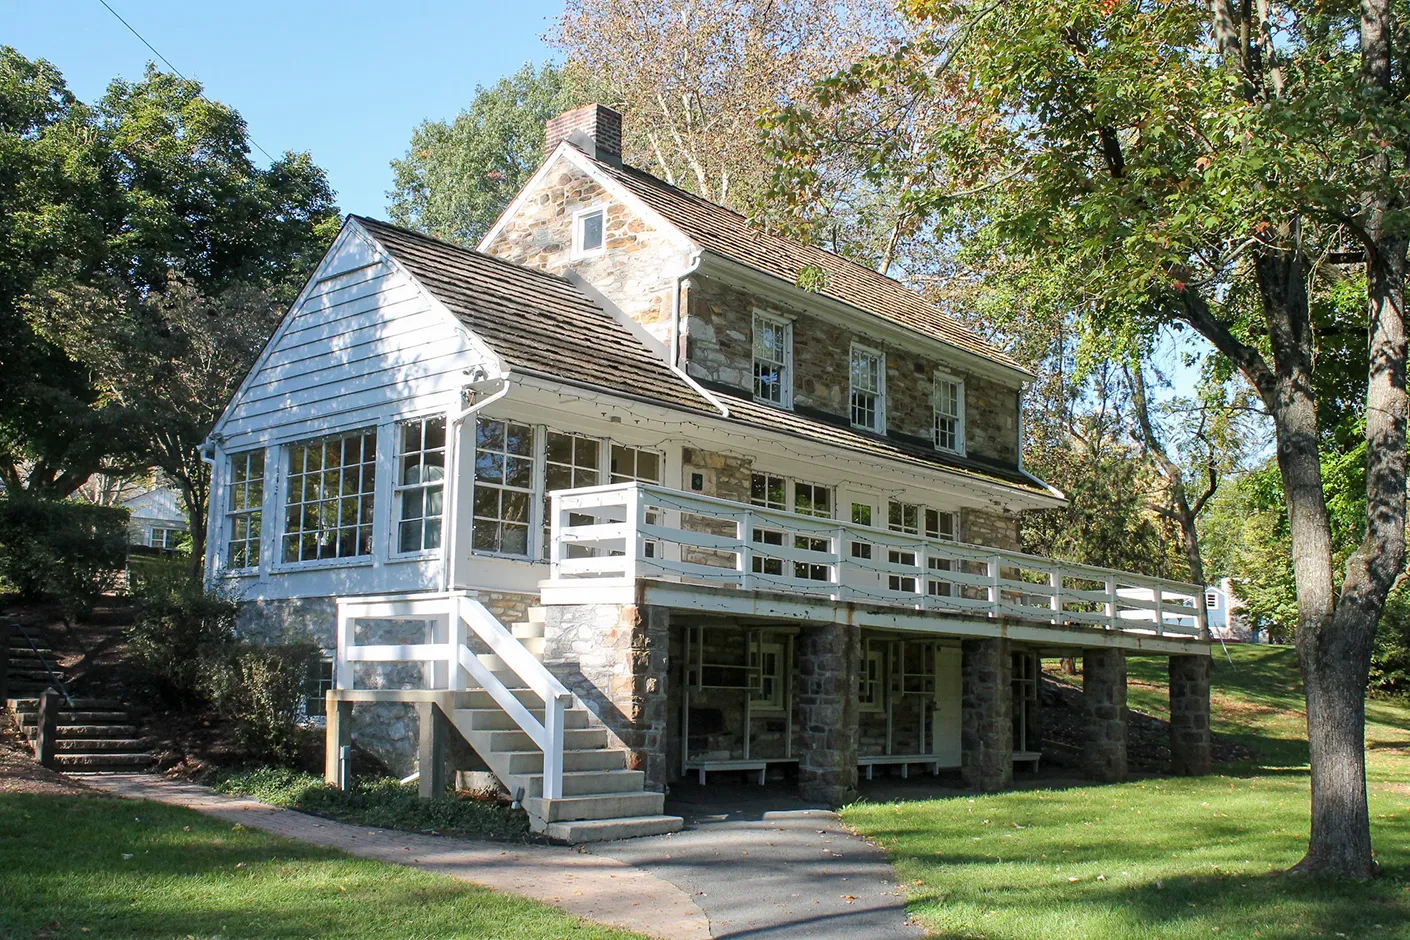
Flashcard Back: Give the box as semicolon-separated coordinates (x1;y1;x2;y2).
573;206;606;258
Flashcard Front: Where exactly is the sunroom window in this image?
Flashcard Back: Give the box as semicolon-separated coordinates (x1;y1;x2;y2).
395;415;446;554
282;430;377;563
226;447;264;569
471;418;535;557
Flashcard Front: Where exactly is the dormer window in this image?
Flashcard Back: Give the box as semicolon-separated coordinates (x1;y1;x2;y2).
850;344;885;432
933;373;965;454
573;206;606;258
752;312;792;407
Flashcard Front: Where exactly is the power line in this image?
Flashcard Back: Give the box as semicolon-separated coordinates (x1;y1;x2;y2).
94;0;280;164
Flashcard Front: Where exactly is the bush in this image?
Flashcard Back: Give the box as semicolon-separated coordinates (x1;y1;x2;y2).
205;640;322;764
128;564;238;705
1371;586;1410;699
0;496;127;608
213;766;530;841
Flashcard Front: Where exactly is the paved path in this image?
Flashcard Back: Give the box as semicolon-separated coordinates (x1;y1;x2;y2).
93;774;710;940
592;784;924;939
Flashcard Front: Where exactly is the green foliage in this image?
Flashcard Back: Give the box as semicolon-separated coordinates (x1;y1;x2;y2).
214;767;531;841
388;62;588;245
204;640;322;765
0;495;127;607
1370;588;1410;700
128;565;238;704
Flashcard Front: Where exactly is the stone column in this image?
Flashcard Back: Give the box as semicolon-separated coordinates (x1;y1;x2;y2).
541;603;672;791
1169;655;1212;775
961;638;1012;791
1082;648;1128;782
795;622;860;804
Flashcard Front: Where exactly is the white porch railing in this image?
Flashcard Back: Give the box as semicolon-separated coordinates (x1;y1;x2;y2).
334;591;573;798
549;482;1206;639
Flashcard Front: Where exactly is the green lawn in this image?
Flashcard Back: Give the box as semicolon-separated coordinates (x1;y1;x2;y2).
0;793;645;940
846;646;1410;940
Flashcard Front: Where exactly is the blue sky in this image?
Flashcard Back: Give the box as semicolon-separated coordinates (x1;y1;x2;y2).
8;0;563;216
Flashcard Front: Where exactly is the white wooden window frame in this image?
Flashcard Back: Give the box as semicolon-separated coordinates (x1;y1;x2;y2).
849;343;886;433
859;645;886;712
752;311;793;408
933;371;966;455
392;412;448;558
224;448;264;570
749;640;788;713
1205;591;1220;610
571;204;608;260
469;417;538;560
542;430;606;560
278;428;379;567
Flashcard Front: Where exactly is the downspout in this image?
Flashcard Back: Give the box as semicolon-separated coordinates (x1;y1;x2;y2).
199;440;219;588
669;251;702;370
440;375;512;592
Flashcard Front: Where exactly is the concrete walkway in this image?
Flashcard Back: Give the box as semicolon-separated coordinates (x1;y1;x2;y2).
93;774;710;940
593;783;924;939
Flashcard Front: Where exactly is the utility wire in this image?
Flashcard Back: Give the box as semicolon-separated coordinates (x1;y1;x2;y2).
94;0;280;164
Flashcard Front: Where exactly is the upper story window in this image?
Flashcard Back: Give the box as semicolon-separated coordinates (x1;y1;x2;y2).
750;472;787;511
933;373;965;454
888;500;922;535
396;415;446;554
850;345;885;433
225;449;264;569
282;430;377;564
926;509;959;542
573;206;606;259
610;444;662;485
752;312;792;407
472;418;535;557
793;481;832;519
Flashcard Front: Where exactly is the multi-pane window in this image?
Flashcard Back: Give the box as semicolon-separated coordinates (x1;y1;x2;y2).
750;472;787;511
859;646;886;711
750;641;787;711
888;500;922;535
610;444;662;485
793;481;832;519
575;207;605;256
850;502;874;559
850;345;884;432
396;416;446;554
544;432;603;558
226;450;264;569
302;658;334;720
472;418;535;557
149;527;183;550
926;509;959;542
752;313;791;406
934;375;964;453
282;430;377;563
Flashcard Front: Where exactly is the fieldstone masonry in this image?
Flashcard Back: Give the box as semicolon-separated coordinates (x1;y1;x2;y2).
961;637;1012;791
540;603;672;791
1169;654;1212;775
1082;649;1129;782
795;622;861;803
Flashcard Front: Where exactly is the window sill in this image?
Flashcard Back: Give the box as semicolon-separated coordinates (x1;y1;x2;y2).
388;549;441;563
271;556;376;575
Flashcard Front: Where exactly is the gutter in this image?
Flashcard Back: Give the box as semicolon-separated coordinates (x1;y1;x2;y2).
441;374;512;591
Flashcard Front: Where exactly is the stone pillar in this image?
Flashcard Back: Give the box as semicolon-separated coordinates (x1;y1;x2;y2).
416;702;451;799
1082;648;1128;782
541;603;672;791
324;698;353;787
961;638;1012;791
1169;655;1212;775
795;622;860;804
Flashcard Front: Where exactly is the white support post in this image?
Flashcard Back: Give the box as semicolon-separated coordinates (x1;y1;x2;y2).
447;597;468;691
336;605;355;691
833;523;847;601
740;509;754;590
1049;567;1062;625
989;553;1003;619
542;691;568;800
1105;577;1118;629
624;484;644;582
549;492;565;580
1153;584;1165;636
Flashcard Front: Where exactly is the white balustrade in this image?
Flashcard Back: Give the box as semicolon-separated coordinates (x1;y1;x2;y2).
549;482;1205;638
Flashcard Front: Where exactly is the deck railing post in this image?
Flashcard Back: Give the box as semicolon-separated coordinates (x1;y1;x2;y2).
447;597;468;691
1049;567;1062;625
543;691;569;799
549;492;564;579
1105;578;1118;629
335;603;354;691
740;509;754;590
833;523;847;601
1153;584;1165;636
624;485;643;582
36;688;60;769
989;553;1003;618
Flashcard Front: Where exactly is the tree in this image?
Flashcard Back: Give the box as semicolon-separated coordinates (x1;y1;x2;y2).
770;0;1408;877
387;63;589;246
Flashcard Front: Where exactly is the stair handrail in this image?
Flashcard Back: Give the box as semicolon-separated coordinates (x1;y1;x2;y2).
7;620;74;708
454;594;571;800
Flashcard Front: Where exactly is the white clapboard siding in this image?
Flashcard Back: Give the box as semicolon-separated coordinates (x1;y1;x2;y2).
217;225;486;451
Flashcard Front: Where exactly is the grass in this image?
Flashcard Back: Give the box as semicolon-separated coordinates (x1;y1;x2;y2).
0;792;644;940
212;766;532;842
845;645;1410;940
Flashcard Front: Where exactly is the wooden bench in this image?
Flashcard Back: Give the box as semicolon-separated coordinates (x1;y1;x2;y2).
1012;750;1042;771
685;758;798;785
857;755;959;780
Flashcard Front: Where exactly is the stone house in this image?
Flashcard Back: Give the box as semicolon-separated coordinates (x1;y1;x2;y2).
204;105;1213;842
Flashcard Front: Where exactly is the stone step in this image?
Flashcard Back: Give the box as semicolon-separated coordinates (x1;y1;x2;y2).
462;707;590;732
56;737;149;752
14;710;130;725
5;670;69;684
487;727;608;753
7;697;122;712
501;748;628;775
544;814;683;844
56;723;139;739
524;769;645;798
7;647;57;659
52;752;152;770
511;621;545;640
524;790;665;823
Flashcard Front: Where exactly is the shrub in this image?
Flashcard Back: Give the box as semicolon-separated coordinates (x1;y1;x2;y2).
0;496;127;608
205;640;323;764
128;565;237;705
1371;586;1410;700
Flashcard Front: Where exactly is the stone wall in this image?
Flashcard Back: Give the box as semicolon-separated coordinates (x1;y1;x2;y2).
1082;648;1128;782
795;622;861;803
961;509;1022;552
684;274;1021;464
478;590;536;627
674;626;795;767
1169;655;1212;775
961;637;1012;791
482;159;683;345
236;596;336;647
540;603;672;791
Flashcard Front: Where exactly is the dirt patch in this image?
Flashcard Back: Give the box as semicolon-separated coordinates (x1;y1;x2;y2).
0;722;91;797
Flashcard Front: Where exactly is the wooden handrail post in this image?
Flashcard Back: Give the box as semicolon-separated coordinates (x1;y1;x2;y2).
989;553;1002;618
543;691;568;799
36;688;60;769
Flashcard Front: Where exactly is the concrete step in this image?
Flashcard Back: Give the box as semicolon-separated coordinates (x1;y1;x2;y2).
524;769;645;798
457;688;542;709
56;737;149;752
55;724;140;739
5;670;69;684
487;727;608;753
527;606;547;625
501;748;628;775
511;621;545;640
52;752;152;770
7;647;57;659
14;710;130;725
7;698;123;711
462;707;590;732
519;636;545;658
544;814;683;844
524;790;665;823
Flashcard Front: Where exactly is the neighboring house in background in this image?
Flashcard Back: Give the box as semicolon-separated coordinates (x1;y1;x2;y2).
1116;578;1252;642
203;105;1214;842
120;486;189;551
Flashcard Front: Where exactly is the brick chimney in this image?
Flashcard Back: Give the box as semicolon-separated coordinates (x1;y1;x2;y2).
544;104;622;165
